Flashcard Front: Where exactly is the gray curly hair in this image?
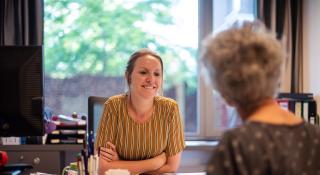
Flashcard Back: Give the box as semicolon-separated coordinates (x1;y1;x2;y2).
201;21;285;119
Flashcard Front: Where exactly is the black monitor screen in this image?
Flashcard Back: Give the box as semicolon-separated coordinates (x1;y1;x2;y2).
0;46;44;136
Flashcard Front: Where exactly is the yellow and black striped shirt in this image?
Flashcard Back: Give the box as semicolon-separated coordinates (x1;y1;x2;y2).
95;94;185;160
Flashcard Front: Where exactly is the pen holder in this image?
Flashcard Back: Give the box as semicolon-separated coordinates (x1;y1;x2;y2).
62;162;78;175
76;153;99;175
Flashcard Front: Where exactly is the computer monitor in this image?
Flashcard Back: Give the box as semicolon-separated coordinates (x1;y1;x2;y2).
0;46;44;137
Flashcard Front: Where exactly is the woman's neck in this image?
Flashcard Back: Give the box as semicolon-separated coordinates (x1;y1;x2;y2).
246;99;303;125
127;92;154;121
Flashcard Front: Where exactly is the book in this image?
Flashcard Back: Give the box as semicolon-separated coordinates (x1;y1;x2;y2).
50;129;86;135
49;138;84;144
53;120;86;126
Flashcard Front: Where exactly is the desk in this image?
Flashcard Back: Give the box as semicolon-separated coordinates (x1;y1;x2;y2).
1;142;215;174
0;144;82;174
164;173;206;175
178;141;216;173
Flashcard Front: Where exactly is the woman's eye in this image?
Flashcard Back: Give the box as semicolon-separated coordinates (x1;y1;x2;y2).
139;71;147;74
154;73;160;76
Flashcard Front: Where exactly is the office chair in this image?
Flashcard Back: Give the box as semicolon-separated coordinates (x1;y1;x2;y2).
87;96;108;134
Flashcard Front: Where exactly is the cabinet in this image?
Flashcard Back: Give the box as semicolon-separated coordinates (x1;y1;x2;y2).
0;144;82;174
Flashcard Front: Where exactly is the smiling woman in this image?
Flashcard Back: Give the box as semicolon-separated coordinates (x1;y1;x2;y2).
125;49;163;100
94;49;186;174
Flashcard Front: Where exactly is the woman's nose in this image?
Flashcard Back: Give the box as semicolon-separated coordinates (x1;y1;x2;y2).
146;75;154;83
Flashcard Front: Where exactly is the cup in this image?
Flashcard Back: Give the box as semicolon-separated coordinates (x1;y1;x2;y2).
105;169;130;175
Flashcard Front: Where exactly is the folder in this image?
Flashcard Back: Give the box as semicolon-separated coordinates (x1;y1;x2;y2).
302;101;309;121
294;101;302;118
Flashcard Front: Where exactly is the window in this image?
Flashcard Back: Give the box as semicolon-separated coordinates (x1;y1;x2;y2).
44;0;198;136
199;0;257;139
44;0;256;139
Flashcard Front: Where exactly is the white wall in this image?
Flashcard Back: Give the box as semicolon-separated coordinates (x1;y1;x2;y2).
303;0;320;94
303;0;320;115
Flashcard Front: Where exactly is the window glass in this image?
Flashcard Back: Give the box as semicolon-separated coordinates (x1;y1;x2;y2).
213;0;255;33
44;0;198;134
205;0;256;135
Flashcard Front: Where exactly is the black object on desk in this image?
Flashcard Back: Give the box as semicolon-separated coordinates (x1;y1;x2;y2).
0;163;33;175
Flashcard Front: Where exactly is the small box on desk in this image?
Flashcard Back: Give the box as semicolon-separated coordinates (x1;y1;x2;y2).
1;137;21;145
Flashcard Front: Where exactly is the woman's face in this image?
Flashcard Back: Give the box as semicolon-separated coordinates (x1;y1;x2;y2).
128;55;162;99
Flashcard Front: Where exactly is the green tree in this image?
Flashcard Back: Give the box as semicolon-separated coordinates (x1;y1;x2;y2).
44;0;196;90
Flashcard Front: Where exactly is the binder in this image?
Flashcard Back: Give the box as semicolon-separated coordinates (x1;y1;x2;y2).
277;93;318;125
302;102;309;121
308;100;317;124
294;101;302;118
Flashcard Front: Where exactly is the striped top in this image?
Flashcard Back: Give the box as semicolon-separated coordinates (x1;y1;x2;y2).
95;94;185;160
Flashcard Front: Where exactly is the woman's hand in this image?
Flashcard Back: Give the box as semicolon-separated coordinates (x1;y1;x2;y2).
99;142;120;162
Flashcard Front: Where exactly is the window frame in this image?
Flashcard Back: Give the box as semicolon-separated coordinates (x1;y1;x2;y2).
190;0;257;140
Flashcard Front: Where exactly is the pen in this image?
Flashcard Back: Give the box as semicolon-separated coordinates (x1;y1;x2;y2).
77;153;83;175
81;149;89;175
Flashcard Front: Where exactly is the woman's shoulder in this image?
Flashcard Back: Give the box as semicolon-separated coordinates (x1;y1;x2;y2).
221;121;320;145
302;122;320;135
154;96;178;106
106;94;126;104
